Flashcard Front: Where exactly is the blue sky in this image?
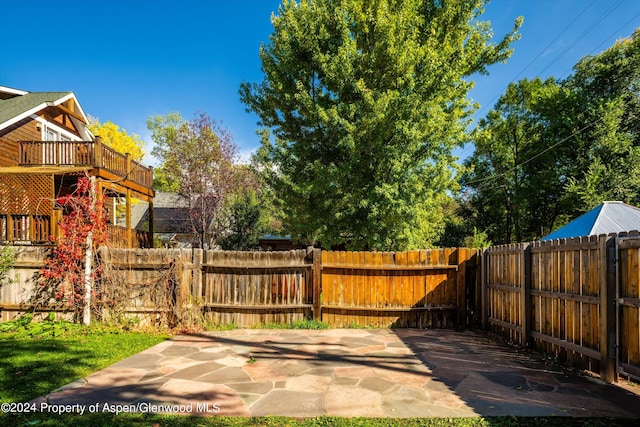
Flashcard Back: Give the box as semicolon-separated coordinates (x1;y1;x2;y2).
1;0;639;166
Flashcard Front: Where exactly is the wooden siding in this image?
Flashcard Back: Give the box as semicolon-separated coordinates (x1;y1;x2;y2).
0;117;40;166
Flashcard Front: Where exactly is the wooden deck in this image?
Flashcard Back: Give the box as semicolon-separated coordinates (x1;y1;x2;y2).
18;139;153;195
0;138;155;248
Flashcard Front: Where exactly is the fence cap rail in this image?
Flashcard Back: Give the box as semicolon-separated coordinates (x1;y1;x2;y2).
322;264;458;271
202;263;312;270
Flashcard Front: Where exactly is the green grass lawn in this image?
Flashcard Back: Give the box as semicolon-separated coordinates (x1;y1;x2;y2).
0;318;168;404
1;413;633;427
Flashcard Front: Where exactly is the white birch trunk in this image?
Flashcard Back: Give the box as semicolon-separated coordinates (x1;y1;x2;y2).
82;176;96;325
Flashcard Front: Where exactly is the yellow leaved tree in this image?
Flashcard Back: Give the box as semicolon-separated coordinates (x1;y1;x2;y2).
87;117;145;161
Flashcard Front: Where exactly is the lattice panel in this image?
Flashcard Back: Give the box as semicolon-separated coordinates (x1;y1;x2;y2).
0;174;53;215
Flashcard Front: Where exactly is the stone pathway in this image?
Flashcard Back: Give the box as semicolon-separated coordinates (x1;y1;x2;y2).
33;329;640;418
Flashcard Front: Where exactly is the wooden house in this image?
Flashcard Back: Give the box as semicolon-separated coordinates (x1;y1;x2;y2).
0;86;154;248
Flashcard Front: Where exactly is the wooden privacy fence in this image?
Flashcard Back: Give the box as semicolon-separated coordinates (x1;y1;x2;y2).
200;249;315;326
0;246;51;322
617;236;640;381
321;249;477;328
484;232;640;384
0;246;480;329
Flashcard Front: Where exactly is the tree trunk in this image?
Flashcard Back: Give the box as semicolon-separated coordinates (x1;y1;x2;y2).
82;176;96;325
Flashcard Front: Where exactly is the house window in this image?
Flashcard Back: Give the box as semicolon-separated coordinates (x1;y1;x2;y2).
43;125;75;142
45;127;58;141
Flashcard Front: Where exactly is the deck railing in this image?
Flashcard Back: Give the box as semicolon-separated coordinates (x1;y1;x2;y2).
106;224;153;249
0;214;51;244
18;139;153;189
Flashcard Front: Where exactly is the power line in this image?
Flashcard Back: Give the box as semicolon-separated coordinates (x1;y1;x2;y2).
534;0;624;78
475;0;599;119
463;116;604;189
557;10;640;80
460;1;633;162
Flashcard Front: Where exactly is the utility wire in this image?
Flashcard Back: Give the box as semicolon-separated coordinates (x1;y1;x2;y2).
463;115;604;189
460;1;633;162
534;0;624;78
475;0;599;119
556;10;640;80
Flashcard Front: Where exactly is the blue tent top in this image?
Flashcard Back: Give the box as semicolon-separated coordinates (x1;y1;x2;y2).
541;201;640;241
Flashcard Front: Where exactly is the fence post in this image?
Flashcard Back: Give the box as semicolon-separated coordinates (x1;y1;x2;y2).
457;248;468;329
176;249;192;314
600;234;617;383
481;248;488;330
522;244;532;348
312;248;322;322
193;249;203;307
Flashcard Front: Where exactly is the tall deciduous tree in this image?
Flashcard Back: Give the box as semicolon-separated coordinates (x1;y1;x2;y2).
240;0;521;250
148;112;239;249
87;118;145;161
562;30;640;211
462;78;561;244
458;29;640;245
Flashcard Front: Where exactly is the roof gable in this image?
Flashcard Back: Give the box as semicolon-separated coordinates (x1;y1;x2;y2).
541;202;640;240
0;91;87;132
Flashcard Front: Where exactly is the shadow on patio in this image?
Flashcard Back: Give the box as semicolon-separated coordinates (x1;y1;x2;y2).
37;328;640;418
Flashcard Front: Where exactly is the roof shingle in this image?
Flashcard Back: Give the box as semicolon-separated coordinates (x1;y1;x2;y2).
0;92;71;128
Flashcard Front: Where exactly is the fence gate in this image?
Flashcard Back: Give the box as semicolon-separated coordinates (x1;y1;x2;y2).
616;236;640;381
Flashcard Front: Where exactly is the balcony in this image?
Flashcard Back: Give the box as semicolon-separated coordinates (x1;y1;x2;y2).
18;138;153;192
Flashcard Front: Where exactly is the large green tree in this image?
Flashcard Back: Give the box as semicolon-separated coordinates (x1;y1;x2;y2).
240;0;521;250
459;29;640;244
462;78;562;244
562;29;640;211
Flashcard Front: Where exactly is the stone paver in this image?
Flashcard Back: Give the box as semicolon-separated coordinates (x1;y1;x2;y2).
33;329;640;418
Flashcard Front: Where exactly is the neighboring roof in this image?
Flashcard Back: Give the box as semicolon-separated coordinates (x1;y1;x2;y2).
0;90;87;131
259;234;293;241
131;192;192;233
541;201;640;240
153;192;190;208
